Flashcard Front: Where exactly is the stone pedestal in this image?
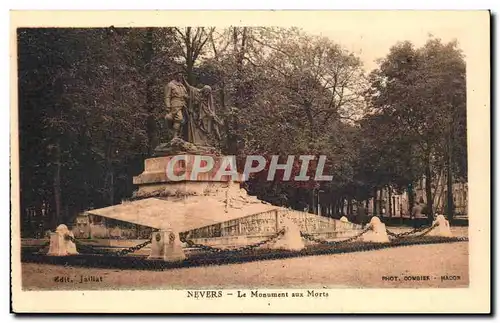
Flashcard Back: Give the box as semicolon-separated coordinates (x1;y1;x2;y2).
426;214;453;238
361;216;390;243
47;224;79;256
148;230;186;262
132;153;243;199
271;217;305;251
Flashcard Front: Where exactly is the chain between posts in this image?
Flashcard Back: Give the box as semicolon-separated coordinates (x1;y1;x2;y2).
57;229;286;256
113;239;152;256
386;222;439;239
180;229;286;254
65;235;152;256
31;223;466;264
300;225;372;246
22;230;469;271
34;240;50;253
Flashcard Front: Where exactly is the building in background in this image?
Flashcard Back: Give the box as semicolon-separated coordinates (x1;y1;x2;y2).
365;175;468;218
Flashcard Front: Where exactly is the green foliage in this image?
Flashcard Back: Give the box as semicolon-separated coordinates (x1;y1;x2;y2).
18;28;181;231
363;37;467;215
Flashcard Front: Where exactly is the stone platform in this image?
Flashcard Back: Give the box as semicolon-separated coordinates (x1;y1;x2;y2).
86;151;363;246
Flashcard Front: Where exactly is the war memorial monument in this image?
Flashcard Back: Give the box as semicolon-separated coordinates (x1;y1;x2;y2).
13;16;484;314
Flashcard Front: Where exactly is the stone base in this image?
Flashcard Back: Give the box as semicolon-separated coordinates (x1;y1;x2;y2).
361;216;390;243
132;181;240;200
271;217;305;251
47;224;79;256
132;152;244;199
154;138;219;156
148;230;186;262
427;215;453;237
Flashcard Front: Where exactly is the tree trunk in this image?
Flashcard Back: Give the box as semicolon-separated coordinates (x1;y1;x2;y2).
317;192;321;216
447;132;455;220
53;141;62;228
185;27;195;84
225;27;247;155
109;167;114;205
144;28;158;154
378;189;384;216
186;59;194;84
234;27;246;109
35;201;42;236
425;160;434;221
388;186;393;217
218;83;226;109
433;169;445;213
340;198;345;216
372;188;378;217
311;189;316;214
105;142;114;206
393;196;397;217
408;183;415;215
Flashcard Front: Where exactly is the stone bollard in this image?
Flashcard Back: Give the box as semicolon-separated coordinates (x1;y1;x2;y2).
148;229;186;261
271;217;305;251
340;216;349;223
361;216;390;243
47;224;79;256
426;214;453;238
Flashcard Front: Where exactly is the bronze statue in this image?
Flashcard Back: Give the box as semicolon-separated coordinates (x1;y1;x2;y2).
182;78;223;146
164;71;188;139
157;70;223;156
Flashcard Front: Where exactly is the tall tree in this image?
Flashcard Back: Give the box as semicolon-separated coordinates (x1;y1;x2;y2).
174;27;214;84
367;38;466;220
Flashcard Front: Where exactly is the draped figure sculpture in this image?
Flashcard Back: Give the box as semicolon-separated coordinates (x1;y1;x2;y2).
163;70;222;151
183;79;223;146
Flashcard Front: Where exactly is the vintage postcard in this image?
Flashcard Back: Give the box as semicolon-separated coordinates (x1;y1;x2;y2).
10;10;490;313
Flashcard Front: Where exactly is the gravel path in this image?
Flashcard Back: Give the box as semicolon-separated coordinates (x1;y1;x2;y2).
22;239;468;290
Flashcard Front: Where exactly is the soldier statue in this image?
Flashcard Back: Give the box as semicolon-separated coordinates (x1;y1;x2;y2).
164;70;188;139
163;70;223;149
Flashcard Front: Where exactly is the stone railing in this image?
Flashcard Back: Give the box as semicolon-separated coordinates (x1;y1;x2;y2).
182;209;364;245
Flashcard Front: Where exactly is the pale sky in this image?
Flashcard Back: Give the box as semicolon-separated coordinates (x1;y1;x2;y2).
303;26;460;72
290;11;482;72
